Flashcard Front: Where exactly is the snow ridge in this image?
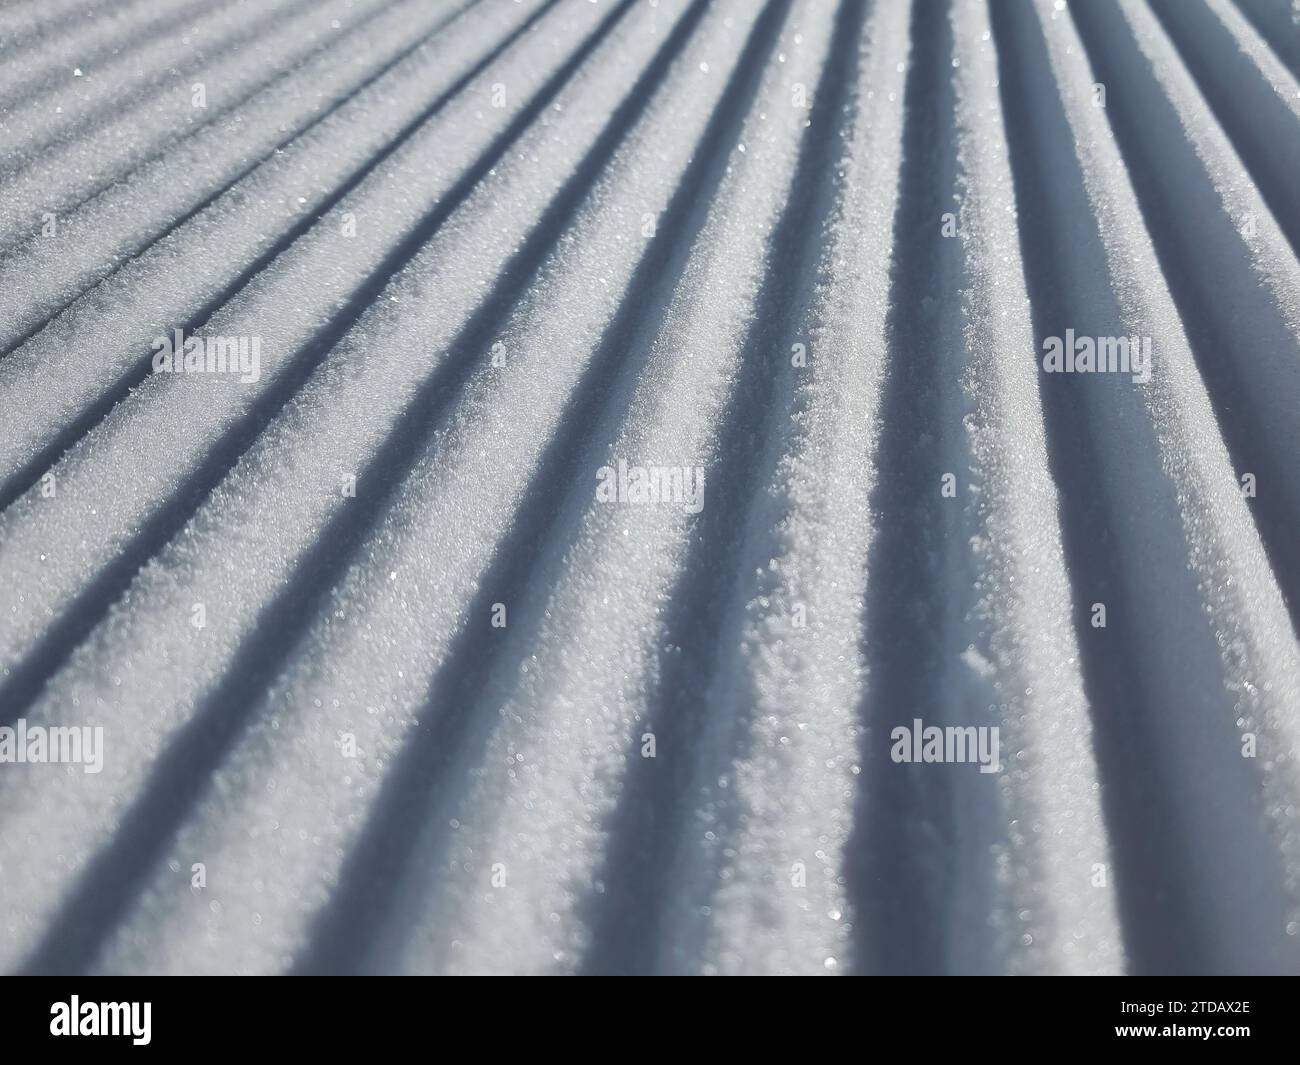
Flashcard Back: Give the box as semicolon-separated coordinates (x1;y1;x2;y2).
0;0;1297;976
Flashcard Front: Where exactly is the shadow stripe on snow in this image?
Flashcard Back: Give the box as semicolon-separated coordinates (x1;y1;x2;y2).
0;0;606;744
577;0;865;977
0;0;216;113
0;0;479;362
289;0;781;976
17;0;660;978
1147;0;1300;263
994;0;1299;975
0;0;580;726
0;0;318;181
1069;0;1300;637
846;0;964;977
1;0;1296;979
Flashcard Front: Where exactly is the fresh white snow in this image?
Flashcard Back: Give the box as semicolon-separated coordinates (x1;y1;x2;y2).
0;0;1297;976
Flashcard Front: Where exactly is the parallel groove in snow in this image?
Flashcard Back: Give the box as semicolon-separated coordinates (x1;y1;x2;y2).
0;0;472;358
0;0;127;55
0;0;212;109
0;0;303;162
0;0;1297;975
0;0;583;725
0;0;380;250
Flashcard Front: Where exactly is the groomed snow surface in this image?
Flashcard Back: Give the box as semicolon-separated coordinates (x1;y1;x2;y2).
0;0;1298;975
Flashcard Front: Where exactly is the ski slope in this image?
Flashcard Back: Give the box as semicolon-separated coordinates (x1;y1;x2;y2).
0;0;1298;975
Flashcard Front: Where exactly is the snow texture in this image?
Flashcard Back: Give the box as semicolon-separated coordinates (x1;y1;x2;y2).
0;0;1298;975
